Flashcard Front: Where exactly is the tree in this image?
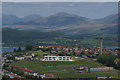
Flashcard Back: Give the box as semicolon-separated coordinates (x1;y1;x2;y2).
2;75;10;80
25;75;34;79
97;54;117;67
25;45;33;51
17;71;24;76
81;52;87;56
38;76;42;80
66;54;71;56
118;53;120;58
58;53;65;56
17;46;22;52
7;56;15;60
13;48;17;52
10;67;13;72
31;47;39;51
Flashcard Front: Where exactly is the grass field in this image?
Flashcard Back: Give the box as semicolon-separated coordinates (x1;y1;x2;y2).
12;58;118;78
25;50;49;56
47;72;118;78
0;75;2;80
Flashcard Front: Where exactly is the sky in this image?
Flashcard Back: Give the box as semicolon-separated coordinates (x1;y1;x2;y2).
2;2;118;19
2;0;120;2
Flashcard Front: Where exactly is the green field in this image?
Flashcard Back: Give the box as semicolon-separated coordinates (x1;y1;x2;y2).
12;58;118;78
25;50;49;56
0;75;2;80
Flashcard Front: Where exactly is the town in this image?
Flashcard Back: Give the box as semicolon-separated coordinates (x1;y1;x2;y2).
1;43;120;79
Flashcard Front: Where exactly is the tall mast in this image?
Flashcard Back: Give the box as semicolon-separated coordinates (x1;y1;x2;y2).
100;38;103;55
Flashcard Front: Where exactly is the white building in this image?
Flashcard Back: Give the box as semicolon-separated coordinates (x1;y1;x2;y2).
15;57;24;61
29;72;38;76
42;55;73;61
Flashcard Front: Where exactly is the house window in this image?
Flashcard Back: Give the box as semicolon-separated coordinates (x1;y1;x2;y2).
45;57;48;59
49;57;52;60
63;57;66;60
45;59;48;60
67;57;69;60
53;57;56;60
59;57;62;60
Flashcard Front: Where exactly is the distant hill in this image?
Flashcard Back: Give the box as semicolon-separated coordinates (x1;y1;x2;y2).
2;14;21;25
2;14;42;25
22;14;42;21
13;12;94;26
95;14;118;24
2;12;118;38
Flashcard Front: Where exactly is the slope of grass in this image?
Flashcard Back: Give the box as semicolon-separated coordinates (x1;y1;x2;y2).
48;72;118;78
25;50;49;56
12;58;118;78
79;34;118;48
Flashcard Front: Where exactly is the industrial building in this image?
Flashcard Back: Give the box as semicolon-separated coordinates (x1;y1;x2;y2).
41;55;73;61
75;66;114;73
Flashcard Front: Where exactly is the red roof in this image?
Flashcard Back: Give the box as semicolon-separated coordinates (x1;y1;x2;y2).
60;79;70;80
19;67;27;70
83;51;89;54
25;69;32;72
10;73;15;76
52;76;59;78
14;75;21;78
45;74;53;76
20;77;26;79
12;66;20;68
2;69;7;72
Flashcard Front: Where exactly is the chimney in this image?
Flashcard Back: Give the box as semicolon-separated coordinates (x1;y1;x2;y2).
100;38;103;55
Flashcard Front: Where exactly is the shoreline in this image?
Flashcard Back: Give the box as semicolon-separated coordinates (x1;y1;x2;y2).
2;47;25;48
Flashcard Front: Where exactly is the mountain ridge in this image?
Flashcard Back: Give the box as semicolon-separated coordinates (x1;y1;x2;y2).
2;12;118;37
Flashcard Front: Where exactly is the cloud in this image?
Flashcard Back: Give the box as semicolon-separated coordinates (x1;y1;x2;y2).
2;0;120;2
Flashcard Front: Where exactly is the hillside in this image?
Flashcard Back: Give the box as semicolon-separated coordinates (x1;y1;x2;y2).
2;28;118;48
78;34;118;48
2;14;21;25
2;12;118;37
95;14;118;24
12;59;118;78
5;12;94;26
2;28;66;46
2;12;118;47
